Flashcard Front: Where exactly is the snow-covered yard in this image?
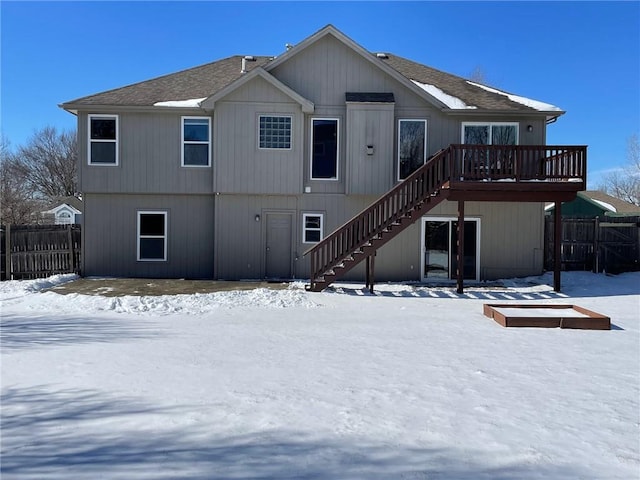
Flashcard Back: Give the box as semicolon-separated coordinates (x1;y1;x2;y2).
1;272;638;479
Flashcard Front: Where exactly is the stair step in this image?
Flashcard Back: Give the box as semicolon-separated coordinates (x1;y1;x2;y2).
305;172;448;293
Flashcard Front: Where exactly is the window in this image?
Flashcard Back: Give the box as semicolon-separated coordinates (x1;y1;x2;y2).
137;212;167;261
57;211;72;225
89;115;118;165
259;115;292;149
182;117;210;166
311;118;339;180
461;123;519;178
303;213;323;243
462;123;518;145
398;119;427;180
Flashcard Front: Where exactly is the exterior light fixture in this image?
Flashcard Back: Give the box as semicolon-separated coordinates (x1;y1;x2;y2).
255;214;261;222
527;125;533;132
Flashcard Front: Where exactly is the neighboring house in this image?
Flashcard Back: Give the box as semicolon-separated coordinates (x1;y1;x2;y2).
545;191;640;217
41;197;83;225
60;25;585;290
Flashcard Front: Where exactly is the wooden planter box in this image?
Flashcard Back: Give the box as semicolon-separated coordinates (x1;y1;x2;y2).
483;304;610;330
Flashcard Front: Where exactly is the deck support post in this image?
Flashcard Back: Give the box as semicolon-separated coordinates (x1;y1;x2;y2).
554;200;562;292
365;252;376;294
456;200;465;294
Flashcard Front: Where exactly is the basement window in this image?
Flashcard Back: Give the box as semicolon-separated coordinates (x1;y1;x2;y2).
89;114;118;165
137;211;167;261
303;213;323;243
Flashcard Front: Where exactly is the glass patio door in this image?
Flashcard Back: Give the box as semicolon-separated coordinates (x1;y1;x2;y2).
422;218;480;281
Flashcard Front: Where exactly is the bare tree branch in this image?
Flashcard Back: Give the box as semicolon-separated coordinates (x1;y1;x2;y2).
13;126;78;201
1;135;46;224
599;134;640;206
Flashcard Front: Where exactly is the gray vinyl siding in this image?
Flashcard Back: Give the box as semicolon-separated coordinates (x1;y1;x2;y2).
213;77;304;194
78;111;213;194
83;193;214;278
270;34;430;109
213;194;544;282
214;195;299;280
75;31;553;284
271;34;448;195
422;200;545;279
346;103;395;194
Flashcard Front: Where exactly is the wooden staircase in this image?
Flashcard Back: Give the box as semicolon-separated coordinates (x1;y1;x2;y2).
304;143;587;293
304;146;453;292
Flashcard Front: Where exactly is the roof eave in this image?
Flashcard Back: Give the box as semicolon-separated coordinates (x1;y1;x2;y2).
59;103;208;114
201;68;314;113
445;108;565;119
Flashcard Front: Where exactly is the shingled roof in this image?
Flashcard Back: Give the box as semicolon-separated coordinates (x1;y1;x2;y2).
580;191;640;215
379;53;560;113
62;55;273;107
61;38;562;118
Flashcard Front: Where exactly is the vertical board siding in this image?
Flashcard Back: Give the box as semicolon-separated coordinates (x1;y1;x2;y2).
271;35;428;108
214;83;303;194
83;194;214;278
346;103;394;195
74;33;560;284
215;195;299;279
304;110;347;194
425;200;545;279
78;112;213;195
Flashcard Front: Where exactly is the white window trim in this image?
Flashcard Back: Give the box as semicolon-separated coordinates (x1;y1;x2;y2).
420;216;481;282
461;122;520;145
181;116;211;167
310;117;340;181
302;213;324;244
137;211;168;262
257;114;293;150
88;114;119;166
397;118;428;181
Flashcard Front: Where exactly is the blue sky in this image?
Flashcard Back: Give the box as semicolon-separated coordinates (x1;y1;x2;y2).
2;1;639;188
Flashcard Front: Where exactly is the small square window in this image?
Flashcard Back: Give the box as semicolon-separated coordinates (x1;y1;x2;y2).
259;115;292;149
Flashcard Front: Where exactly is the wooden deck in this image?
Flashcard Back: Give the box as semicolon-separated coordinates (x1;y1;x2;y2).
446;144;585;202
305;144;587;293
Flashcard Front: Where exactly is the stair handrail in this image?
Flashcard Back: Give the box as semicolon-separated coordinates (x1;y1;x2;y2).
304;146;453;282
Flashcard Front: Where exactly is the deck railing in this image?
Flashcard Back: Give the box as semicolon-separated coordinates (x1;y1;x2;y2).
305;144;587;289
450;144;587;183
305;146;452;284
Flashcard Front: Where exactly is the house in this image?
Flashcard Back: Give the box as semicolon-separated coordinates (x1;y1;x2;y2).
545;191;640;218
41;196;83;225
60;25;586;292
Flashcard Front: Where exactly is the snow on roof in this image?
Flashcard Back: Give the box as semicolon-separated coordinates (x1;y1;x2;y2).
411;80;477;109
153;98;207;108
466;81;562;112
591;199;617;212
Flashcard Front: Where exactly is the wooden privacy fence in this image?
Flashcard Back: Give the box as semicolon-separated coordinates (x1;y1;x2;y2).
1;224;81;280
545;216;640;273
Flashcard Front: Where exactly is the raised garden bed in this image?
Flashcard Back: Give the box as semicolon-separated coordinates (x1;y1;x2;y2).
483;304;610;330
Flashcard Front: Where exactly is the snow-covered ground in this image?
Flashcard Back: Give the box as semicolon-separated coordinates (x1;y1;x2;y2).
1;272;638;479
